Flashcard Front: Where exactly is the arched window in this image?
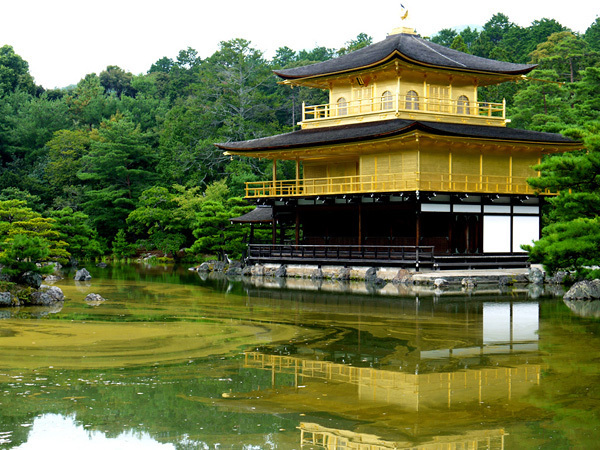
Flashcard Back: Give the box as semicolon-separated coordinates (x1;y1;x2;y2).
337;97;348;116
457;95;470;115
405;90;419;110
381;90;393;110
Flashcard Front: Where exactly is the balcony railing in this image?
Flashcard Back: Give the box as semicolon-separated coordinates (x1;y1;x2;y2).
302;94;505;123
244;172;544;198
247;244;435;267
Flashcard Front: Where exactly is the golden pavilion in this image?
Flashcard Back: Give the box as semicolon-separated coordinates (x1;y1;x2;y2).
218;26;581;268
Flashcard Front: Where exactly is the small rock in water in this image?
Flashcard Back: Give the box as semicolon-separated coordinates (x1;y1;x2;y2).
527;267;545;284
0;292;16;307
564;279;600;300
434;278;449;288
74;268;92;281
274;265;287;278
461;277;477;288
392;269;413;285
85;293;106;306
29;286;65;305
44;275;63;282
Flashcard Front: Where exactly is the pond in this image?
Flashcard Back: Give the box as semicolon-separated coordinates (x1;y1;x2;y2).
1;264;599;449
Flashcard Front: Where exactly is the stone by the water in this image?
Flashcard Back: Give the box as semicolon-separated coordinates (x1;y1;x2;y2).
0;292;16;306
527;267;545;285
74;268;92;281
85;293;106;305
564;279;600;300
44;275;63;282
274;265;287;278
434;278;449;288
29;285;65;306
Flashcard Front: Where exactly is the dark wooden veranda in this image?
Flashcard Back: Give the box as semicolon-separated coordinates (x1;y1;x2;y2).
245;244;530;270
247;244;435;269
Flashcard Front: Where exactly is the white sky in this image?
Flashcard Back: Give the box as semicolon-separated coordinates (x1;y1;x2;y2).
2;0;599;89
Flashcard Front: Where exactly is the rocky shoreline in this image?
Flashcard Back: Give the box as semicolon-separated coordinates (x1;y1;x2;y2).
0;266;96;308
190;261;560;287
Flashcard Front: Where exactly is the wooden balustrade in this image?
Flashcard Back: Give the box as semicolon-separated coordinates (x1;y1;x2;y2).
244;172;542;198
247;244;435;268
302;94;505;122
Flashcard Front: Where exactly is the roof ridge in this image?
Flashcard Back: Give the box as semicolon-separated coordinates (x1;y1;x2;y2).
409;35;467;68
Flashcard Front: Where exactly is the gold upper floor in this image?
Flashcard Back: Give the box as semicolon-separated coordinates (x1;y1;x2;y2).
298;61;510;129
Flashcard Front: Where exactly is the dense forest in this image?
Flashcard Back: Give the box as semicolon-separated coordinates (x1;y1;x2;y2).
1;13;600;275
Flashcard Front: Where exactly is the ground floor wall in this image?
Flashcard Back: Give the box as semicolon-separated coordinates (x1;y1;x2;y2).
266;192;541;255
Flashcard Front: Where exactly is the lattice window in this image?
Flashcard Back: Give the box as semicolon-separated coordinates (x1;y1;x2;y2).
381;90;393;110
457;95;470;115
429;86;450;112
405;90;419;110
337;97;348;116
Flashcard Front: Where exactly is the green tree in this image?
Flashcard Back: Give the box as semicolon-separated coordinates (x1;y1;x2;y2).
126;185;188;257
337;33;373;56
156;100;217;185
583;17;600;53
111;228;134;258
458;27;480;52
430;28;458;47
529;31;590;83
0;199;69;264
99;65;136;98
65;73;118;128
1;92;70;163
0;187;42;212
472;13;519;60
0;234;53;285
78;114;157;239
0;45;36;96
202;38;278;142
509;69;572;130
189;180;253;259
45;129;94;193
525;135;600;277
47;207;103;259
450;35;469;53
571;67;600;123
0;91;69;204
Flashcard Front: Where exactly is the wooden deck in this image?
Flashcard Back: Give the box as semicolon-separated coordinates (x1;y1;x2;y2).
246;244;530;270
247;244;433;269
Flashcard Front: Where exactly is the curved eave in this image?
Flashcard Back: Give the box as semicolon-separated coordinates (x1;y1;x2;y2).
274;50;536;86
217;120;581;158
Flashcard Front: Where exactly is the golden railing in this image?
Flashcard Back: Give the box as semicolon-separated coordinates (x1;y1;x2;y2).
244;172;542;198
302;94;505;122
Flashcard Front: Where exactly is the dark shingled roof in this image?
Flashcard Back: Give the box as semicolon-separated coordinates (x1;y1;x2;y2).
230;206;273;223
216;119;578;152
274;33;536;79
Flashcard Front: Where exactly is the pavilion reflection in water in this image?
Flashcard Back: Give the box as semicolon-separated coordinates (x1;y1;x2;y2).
241;299;541;448
298;423;506;450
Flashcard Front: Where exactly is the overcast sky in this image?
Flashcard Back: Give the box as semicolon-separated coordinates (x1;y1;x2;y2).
2;0;599;89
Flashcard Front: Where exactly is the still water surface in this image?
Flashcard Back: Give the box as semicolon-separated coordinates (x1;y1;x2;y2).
1;264;599;448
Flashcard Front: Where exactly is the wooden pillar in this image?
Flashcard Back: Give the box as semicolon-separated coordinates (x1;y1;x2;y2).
272;159;277;195
510;199;514;254
448;211;453;254
509;154;513;193
358;202;363;247
295;157;300;195
295;209;300;245
415;210;421;248
271;207;277;244
250;223;255;244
